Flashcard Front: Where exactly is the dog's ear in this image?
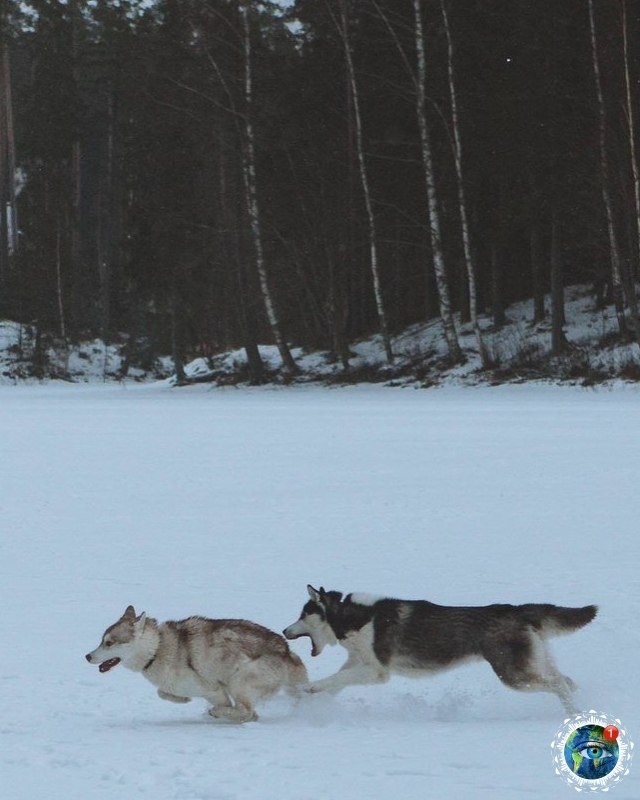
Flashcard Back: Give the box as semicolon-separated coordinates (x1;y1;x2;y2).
307;585;323;604
123;605;136;620
319;586;341;602
135;611;147;628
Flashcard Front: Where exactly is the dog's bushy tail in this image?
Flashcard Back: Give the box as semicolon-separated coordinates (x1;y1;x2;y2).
286;651;309;692
532;604;598;637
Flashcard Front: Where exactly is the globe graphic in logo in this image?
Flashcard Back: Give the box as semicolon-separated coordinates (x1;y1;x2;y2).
564;724;619;780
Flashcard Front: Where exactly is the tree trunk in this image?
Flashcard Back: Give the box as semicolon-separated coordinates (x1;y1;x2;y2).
33;323;45;380
327;250;350;369
0;21;9;288
588;0;632;338
171;280;188;386
240;4;298;375
413;0;462;363
236;188;265;386
490;242;506;328
622;0;640;281
550;208;567;355
619;0;640;336
336;1;393;364
441;0;485;364
98;87;115;339
219;137;265;385
3;41;16;254
55;219;66;339
70;0;82;331
530;220;546;323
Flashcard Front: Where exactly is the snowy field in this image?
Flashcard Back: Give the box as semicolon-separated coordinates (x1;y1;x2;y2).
1;383;638;799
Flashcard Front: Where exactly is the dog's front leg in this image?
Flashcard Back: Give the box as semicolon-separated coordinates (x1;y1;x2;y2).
308;662;389;694
157;689;191;703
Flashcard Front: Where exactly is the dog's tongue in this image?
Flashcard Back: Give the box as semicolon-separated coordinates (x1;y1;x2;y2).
99;658;121;673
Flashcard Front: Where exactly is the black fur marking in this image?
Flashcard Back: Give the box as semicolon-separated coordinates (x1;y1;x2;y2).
302;599;325;621
326;595;376;640
370;600;487;667
311;591;598;673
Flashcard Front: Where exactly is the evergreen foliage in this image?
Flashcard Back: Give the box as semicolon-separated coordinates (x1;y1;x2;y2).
1;0;638;370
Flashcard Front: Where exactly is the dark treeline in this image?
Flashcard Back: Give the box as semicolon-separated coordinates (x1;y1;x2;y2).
0;0;639;379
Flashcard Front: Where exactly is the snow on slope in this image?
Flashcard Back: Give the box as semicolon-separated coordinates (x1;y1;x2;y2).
1;383;639;800
178;284;640;387
2;284;640;387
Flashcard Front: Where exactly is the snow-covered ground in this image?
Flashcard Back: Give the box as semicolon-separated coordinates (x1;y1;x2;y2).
2;284;640;387
1;383;638;799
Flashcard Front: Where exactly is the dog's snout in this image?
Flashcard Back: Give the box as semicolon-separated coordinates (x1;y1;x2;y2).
85;653;93;662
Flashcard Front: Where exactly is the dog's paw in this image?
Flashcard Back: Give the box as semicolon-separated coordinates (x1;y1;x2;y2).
208;705;232;718
208;706;257;723
306;682;326;694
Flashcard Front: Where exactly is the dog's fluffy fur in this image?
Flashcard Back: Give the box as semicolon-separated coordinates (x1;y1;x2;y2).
283;586;597;713
87;605;308;723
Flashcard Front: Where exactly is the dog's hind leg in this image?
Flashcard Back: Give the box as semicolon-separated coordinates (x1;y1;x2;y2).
527;632;578;713
205;685;238;720
484;630;577;714
538;637;579;713
549;679;578;714
209;684;261;723
209;696;258;724
210;662;288;723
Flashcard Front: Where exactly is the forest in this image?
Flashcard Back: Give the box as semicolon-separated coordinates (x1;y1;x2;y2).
0;0;639;382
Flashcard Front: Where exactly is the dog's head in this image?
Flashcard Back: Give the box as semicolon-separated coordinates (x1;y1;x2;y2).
85;605;147;673
283;585;341;657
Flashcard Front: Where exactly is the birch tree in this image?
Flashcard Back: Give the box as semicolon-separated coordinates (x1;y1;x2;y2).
240;3;298;374
413;0;462;363
2;31;16;254
440;0;486;365
331;0;393;364
0;0;17;280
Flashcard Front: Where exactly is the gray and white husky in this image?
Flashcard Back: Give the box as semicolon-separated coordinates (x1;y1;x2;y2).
283;586;597;713
86;605;308;723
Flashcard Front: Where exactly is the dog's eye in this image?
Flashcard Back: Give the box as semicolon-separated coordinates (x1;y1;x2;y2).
104;640;113;647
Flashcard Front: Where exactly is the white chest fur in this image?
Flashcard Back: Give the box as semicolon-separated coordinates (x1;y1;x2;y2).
341;621;378;663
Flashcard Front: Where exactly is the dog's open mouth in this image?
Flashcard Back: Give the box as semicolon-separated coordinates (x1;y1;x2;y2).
98;658;121;673
284;628;321;657
290;633;319;657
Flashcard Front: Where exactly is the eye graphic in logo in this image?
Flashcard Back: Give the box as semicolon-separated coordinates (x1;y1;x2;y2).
564;724;618;779
551;711;633;792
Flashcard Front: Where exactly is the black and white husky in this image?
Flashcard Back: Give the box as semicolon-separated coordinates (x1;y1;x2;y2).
283;586;597;713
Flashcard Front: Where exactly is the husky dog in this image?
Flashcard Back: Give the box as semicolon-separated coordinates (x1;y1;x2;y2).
86;605;308;723
283;586;597;713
